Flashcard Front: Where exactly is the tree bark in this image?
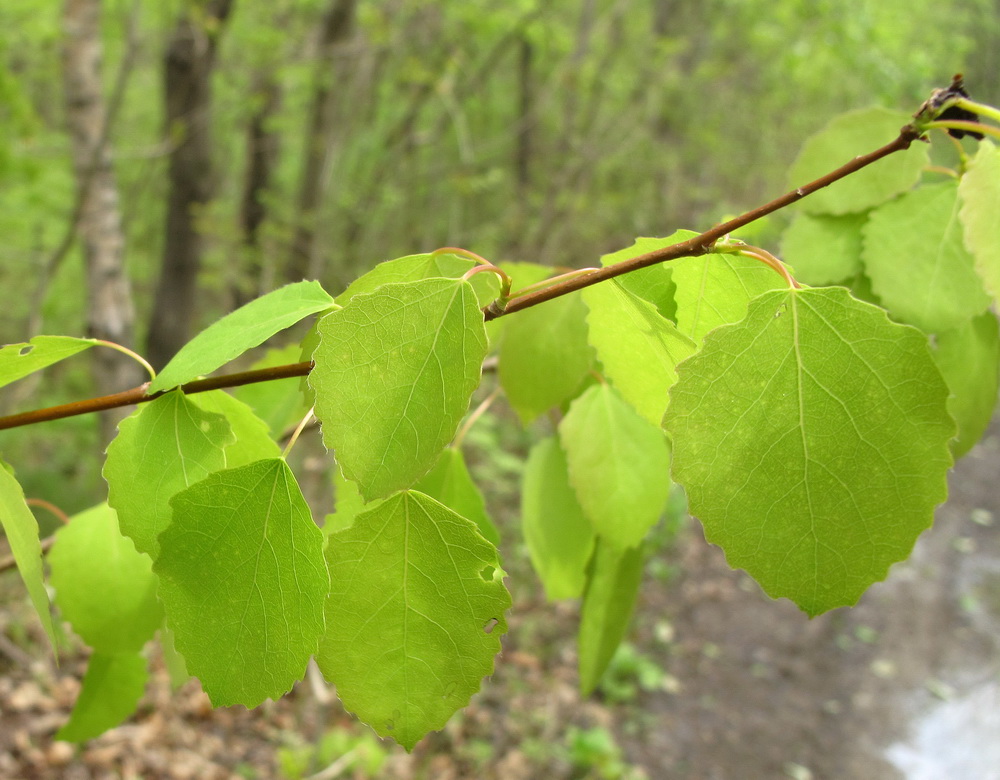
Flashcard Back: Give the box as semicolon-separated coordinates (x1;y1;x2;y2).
146;0;235;370
62;0;143;443
285;0;358;284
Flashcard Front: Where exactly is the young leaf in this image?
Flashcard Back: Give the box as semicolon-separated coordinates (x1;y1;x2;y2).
583;279;695;426
189;389;282;467
578;539;644;695
664;287;954;616
317;490;510;751
414;448;499;545
932;312;1000;458
49;503;162;654
0;462;58;649
780;212;867;286
0;335;96;388
559;384;671;550
149;281;333;393
521;436;595;600
959;141;1000;307
337;252;499;306
104;391;234;557
154;459;328;707
311;278;488;501
863;181;990;332
787;107;928;215
498;291;593;424
672;254;784;345
56;652;148;742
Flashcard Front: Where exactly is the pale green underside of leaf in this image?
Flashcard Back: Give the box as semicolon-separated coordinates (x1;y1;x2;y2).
414;448;499;545
149;281;333;393
665;287;954;616
521;436;595;600
863;181;990;332
672;254;784;345
583;279;695;426
336;252;499;307
559;384;671;550
578;540;644;695
49;503;162;654
498;291;593;424
56;652;148;742
311;277;488;501
788;107;928;216
154;459;329;708
0;461;58;650
0;335;96;389
932;312;1000;458
104;391;235;558
317;490;511;751
780;212;867;286
959;141;1000;308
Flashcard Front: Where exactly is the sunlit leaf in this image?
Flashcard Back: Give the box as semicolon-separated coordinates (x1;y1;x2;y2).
959;140;1000;307
311;278;488;501
521;436;594;600
56;652;148;742
559;384;671;549
337;252;499;307
863;181;990;332
149;281;333;393
104;391;234;557
599;232;699;321
0;461;57;650
154;459;328;707
578;540;644;695
664;287;954;616
0;335;96;389
317;490;510;751
780;212;867;285
49;503;162;653
190;389;282;467
415;448;499;545
230;344;311;436
788;107;928;215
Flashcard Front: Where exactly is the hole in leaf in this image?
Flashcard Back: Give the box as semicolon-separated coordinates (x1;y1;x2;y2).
479;565;495;582
483;617;499;634
18;345;34;356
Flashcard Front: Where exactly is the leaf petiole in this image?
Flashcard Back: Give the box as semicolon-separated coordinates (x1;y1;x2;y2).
94;340;156;381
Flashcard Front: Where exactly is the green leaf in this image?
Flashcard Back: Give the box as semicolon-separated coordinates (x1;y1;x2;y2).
149;281;333;393
104;391;234;557
932;312;1000;458
49;504;162;654
230;345;311;436
788;107;928;215
578;539;644;695
959;141;1000;307
559;384;671;549
584;279;696;426
664;287;954;616
863;181;990;332
521;436;595;600
190;390;282;467
337;252;499;307
56;652;148;742
485;262;555;349
0;335;96;388
311;277;488;501
780;212;867;286
317;490;510;751
0;461;57;650
599;232;698;322
414;448;499;545
498;291;593;424
154;459;328;708
324;465;378;536
672;254;785;345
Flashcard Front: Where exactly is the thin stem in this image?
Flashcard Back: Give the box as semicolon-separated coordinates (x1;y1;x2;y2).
25;498;70;525
736;248;800;289
453;387;500;450
955;97;1000;126
432;246;493;266
282;407;315;458
508;267;600;299
926;120;1000;143
94;340;156;381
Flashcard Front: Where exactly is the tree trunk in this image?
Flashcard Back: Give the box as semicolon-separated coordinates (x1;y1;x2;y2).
146;0;235;371
62;0;143;443
285;0;358;284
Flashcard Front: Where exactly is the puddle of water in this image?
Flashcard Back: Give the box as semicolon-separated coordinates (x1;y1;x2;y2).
885;678;1000;780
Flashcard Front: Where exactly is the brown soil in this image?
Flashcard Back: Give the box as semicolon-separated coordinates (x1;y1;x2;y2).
2;423;998;780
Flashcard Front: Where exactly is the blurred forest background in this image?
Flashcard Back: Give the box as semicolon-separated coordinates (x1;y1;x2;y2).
0;0;997;509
